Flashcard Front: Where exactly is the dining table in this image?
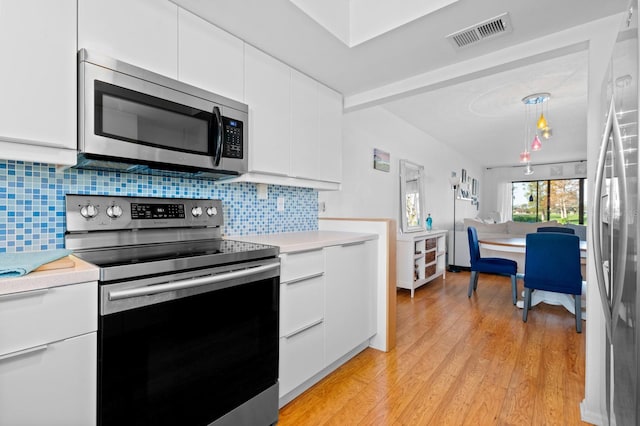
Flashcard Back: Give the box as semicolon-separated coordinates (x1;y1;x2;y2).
478;236;587;318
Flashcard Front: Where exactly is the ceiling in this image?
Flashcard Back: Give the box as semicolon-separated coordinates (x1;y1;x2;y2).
172;0;629;168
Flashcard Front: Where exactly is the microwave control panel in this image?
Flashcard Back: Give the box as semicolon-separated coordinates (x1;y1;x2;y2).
222;117;243;159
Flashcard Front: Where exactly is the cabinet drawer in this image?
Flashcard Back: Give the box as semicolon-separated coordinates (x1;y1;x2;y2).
425;264;437;278
424;251;436;263
279;249;324;283
0;282;97;356
0;333;97;426
280;275;324;337
425;238;437;250
279;320;325;397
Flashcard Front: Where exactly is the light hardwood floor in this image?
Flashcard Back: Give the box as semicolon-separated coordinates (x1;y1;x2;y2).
278;271;588;425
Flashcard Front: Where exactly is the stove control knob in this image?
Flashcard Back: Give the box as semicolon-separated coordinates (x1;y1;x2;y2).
206;206;218;216
80;204;98;219
191;206;203;217
106;205;123;219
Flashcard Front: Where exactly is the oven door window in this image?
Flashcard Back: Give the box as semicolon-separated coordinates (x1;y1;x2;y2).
94;80;214;155
98;277;279;426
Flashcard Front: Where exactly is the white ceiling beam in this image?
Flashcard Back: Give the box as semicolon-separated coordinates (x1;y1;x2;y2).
343;13;625;112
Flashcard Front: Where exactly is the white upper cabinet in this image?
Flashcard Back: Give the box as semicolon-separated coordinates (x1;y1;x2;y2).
291;70;319;180
291;72;343;183
244;45;291;176
317;85;343;183
0;0;76;164
244;45;343;185
78;0;178;79
177;8;244;102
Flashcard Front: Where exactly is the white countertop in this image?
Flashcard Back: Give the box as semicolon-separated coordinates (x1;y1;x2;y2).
229;230;377;253
0;255;100;296
0;231;377;294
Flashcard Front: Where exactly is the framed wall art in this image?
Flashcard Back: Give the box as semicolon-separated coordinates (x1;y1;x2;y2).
373;148;390;172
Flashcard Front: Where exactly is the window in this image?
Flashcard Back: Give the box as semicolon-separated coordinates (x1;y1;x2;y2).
512;178;587;224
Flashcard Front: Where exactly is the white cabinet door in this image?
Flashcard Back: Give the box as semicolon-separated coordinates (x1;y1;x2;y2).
324;241;376;366
290;70;319;179
244;45;291;176
317;85;343;183
290;72;342;183
178;8;244;102
0;0;76;163
78;0;178;78
0;283;97;356
279;321;325;397
280;275;324;337
0;333;97;426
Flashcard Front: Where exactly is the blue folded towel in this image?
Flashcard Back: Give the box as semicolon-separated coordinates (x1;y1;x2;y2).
0;249;73;278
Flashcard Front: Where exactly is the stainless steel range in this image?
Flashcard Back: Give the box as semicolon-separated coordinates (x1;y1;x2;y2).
65;194;280;426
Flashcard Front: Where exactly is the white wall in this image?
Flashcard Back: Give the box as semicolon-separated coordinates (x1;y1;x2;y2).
319;106;481;236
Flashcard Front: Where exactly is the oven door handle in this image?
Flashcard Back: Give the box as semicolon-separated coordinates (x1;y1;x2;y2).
108;262;279;301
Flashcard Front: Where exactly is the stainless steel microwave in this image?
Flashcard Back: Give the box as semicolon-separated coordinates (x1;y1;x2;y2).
77;49;248;179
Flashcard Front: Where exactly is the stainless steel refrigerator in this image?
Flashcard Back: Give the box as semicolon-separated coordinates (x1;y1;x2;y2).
593;2;640;424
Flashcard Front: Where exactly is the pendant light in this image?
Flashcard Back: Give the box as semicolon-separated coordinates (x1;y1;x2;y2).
524;163;534;175
537;112;548;130
531;135;542;151
520;93;551;163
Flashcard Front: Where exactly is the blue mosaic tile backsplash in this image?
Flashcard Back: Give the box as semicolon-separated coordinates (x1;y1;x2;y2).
0;160;318;253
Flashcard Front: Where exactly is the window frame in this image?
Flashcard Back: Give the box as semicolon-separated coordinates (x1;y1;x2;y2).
512;178;587;225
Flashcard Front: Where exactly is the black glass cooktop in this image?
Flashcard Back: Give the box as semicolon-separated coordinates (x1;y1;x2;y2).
73;239;279;282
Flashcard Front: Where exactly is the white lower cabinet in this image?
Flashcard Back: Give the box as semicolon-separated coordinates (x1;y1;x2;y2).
0;333;97;426
278;239;376;404
324;241;376;365
0;282;98;426
279;320;325;397
278;250;325;398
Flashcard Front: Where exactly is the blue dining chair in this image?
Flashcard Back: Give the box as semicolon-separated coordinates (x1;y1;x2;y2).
467;227;518;304
537;226;575;234
522;232;583;333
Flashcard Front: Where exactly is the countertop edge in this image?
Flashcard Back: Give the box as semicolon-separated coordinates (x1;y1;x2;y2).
0;255;100;296
228;231;378;253
396;229;448;241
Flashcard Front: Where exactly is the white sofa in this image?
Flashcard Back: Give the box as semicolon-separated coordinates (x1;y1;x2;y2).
465;218;561;239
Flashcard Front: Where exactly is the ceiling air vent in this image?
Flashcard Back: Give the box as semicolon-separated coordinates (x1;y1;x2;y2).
447;13;512;49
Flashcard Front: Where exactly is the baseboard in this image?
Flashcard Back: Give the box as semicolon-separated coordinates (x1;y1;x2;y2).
580;399;605;425
278;340;370;408
449;265;471;272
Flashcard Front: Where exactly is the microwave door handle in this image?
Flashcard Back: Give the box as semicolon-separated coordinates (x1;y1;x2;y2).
212;106;223;166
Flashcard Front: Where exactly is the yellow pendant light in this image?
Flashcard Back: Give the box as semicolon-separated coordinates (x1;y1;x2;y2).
537;113;548;130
